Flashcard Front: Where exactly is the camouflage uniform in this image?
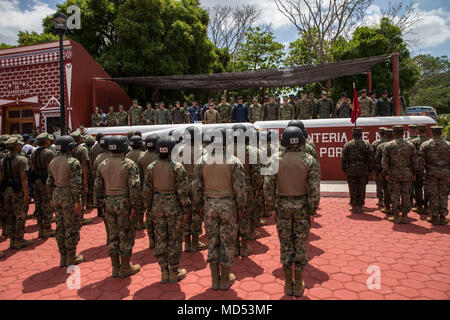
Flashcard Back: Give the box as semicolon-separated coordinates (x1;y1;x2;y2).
153;108;171;125
95;155;141;256
248;103;264;123
126;149;145;229
341;130;373;211
117;110;129;126
371;132;387;205
382;128;418;223
128;105;143;126
192;151;247;267
418;130;449;224
143;108;154;125
375;132;393;212
316;98;334;119
106;111;117;127
278;103;295;120
143;158;190;269
264;145;320;271
91;113;102;127
410;135;430;209
296;99;313;120
71;140;89;217
217;103;232;123
358;96;375;117
263;102;279;121
47;153;82;256
171;107;187;124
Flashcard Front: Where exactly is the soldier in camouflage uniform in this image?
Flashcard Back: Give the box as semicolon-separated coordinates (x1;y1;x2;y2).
279;97;295;120
264;127;320;297
30;133;55;238
376;128;394;214
143;103;154;125
248;97;264;123
126;136;145;230
406;124;418;142
287;121;319;163
154;103;172;125
193;128;247;290
83;134;96;209
341;128;373;213
263;96;279;121
309;93;318;119
316;91;334;119
410;124;430;214
296;93;313;120
382;125;419;224
95;135;141;278
91;107;102;127
138;134;159;249
217;96;232;123
143;136;190;283
0;137;33;250
358;89;375;117
171;101;188;124
0;135;11;237
106;106;118;127
372;128;388;208
117;105;128;126
128;99;143;126
418;126;449;225
47;136;84;267
94;136;112;222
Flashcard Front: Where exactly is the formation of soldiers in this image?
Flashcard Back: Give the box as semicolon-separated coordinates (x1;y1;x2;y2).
342;124;449;225
91;89;403;128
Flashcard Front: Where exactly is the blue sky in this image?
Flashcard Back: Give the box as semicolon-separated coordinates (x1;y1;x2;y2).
1;0;449;57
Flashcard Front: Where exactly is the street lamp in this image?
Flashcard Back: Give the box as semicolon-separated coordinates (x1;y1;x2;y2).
53;12;67;135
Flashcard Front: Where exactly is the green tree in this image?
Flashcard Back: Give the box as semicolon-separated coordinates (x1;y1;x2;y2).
17;31;59;46
0;43;15;49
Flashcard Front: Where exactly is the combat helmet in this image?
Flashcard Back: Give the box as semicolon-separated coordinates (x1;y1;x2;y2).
288;120;308;139
108;136;128;152
129;135;143;149
145;134;159;151
100;136;110;150
281;127;305;147
55;136;77;152
156;136;177;159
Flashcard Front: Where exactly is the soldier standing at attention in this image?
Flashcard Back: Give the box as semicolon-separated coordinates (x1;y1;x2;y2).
171;101;188;124
47;136;84;266
376;128;394;215
126;136;145;230
263;96;279;121
128;99;143;126
248;97;264;123
264;127;320;297
93;137;112;223
410;124;430;214
341;128;373;213
382;125;418;224
358;89;374;117
375;89;394;117
91;107;102;127
0;137;32;250
279;97;295;120
84;135;96;209
30;133;55;238
297;92;312;120
287;121;319;161
71;132;91;226
217;96;232;123
117;105;128;126
95;136;141;278
143;103;154;125
204;103;220;124
316;91;334;119
193;128;247;290
418;126;449;225
143;136;190;283
336;92;352;118
106;106;117;127
309;92;318;119
138;134;159;249
372;128;387;208
406;124;418;142
154;102;172;125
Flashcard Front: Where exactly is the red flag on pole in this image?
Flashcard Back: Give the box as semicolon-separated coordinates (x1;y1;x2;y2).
351;83;361;124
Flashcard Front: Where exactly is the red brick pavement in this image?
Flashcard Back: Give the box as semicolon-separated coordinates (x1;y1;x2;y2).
0;198;449;300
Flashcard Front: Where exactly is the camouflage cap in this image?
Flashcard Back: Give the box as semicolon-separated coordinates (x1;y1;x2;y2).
321;90;328;95
360;89;367;94
36;133;53;143
392;125;405;133
408;124;418;130
71;131;81;139
84;134;95;145
430;126;443;134
5;137;24;147
12;134;24;142
0;134;11;142
379;127;387;134
417;124;427;132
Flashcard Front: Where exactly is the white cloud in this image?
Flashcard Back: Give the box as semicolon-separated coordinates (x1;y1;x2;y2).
0;0;54;45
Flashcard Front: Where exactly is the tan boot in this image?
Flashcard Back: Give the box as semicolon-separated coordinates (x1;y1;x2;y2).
161;265;169;284
388;213;401;224
427;215;440;225
149;237;155;250
294;270;306;297
439;215;448;225
14;238;33;249
184;235;191;252
169;265;187;283
283;265;294;296
110;254;120;278
234;238;240;257
210;263;220;290
240;240;251;258
219;265;235;290
66;250;85;266
191;235;207;252
119;255;140;278
59;253;67;267
415;206;424;214
401;213;408;224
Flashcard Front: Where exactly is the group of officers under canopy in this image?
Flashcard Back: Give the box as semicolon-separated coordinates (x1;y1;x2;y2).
0;119;448;297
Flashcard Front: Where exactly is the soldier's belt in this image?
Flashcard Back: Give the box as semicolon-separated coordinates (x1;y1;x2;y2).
279;194;307;199
155;192;176;196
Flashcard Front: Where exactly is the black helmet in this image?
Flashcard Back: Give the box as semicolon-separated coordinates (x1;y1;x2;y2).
156;136;176;159
185;126;201;145
108;135;128;152
55;135;77;152
281;127;305;147
288;120;309;139
145;134;159;151
100;136;110;150
129;135;143;148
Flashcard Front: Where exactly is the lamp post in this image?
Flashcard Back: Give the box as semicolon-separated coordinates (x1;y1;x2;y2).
53;12;67;135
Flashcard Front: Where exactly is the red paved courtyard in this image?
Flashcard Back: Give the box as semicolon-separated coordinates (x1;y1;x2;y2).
0;197;449;300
